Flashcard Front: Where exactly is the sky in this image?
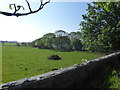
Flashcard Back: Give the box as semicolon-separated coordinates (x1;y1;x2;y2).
0;0;90;42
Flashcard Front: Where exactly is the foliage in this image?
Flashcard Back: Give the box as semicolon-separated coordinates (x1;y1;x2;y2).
32;30;83;51
97;67;120;88
80;2;120;52
69;32;82;51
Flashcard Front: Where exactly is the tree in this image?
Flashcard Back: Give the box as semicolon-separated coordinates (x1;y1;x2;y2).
32;30;84;51
0;0;50;17
55;30;68;37
80;2;120;52
69;32;82;51
54;30;70;51
54;36;70;51
16;43;20;46
42;33;55;49
32;38;45;48
21;42;28;46
69;31;81;40
70;38;82;51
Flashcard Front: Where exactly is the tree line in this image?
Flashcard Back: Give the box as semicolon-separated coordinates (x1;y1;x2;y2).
32;2;120;53
31;30;83;51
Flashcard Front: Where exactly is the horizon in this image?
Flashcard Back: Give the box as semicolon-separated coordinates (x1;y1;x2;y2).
0;29;81;43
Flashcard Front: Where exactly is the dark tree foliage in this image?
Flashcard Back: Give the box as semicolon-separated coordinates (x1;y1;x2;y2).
80;2;120;52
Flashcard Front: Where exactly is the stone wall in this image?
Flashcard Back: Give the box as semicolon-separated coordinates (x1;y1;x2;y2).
1;51;120;89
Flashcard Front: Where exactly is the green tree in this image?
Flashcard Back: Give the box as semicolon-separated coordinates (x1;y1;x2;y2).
32;30;84;51
16;43;20;46
55;30;68;37
54;36;70;51
80;2;120;52
21;42;28;46
71;38;82;51
42;33;55;49
54;30;70;51
69;31;82;51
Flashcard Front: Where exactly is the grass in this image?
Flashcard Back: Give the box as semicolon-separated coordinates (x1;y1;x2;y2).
97;67;120;89
2;46;104;84
108;70;120;88
2;42;17;46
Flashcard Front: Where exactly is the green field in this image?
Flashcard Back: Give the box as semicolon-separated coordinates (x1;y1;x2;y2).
2;46;104;84
2;42;17;46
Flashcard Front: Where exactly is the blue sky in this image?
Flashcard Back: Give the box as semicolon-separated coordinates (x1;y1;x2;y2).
0;0;90;42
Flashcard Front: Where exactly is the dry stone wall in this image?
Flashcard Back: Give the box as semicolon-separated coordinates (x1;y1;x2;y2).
1;51;120;89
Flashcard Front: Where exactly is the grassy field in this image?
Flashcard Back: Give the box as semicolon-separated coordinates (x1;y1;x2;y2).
2;42;17;46
2;46;104;84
